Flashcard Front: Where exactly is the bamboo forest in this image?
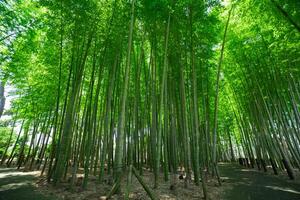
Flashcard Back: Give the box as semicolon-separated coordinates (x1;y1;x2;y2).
0;0;299;199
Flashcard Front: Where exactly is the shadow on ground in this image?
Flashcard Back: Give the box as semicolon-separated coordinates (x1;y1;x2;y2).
219;163;300;200
1;165;300;200
0;167;58;200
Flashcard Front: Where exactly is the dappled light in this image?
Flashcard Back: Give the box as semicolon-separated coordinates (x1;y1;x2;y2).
0;0;299;199
265;186;300;195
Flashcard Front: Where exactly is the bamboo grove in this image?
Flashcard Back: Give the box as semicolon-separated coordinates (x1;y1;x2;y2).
0;0;299;199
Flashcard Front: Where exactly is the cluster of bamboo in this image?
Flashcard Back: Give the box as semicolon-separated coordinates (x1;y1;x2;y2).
0;0;299;199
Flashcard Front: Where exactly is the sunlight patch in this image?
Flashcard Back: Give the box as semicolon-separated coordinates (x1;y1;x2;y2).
265;186;300;194
221;176;230;180
240;169;254;172
0;181;32;192
159;194;176;200
0;170;39;179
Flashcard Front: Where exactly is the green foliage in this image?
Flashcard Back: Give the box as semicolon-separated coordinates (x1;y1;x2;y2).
0;0;299;189
0;127;15;156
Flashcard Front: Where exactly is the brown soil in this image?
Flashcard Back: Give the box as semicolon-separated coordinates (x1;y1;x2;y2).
37;169;225;200
5;163;299;200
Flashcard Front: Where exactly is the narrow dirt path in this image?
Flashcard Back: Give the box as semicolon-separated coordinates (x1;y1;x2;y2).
219;163;300;200
0;167;58;200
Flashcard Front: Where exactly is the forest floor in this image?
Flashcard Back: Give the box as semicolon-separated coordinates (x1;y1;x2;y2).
1;163;300;200
0;168;57;200
219;163;300;200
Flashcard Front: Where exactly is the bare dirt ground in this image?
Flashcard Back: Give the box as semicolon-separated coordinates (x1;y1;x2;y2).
219;163;300;200
37;169;223;200
0;167;56;200
1;163;300;200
